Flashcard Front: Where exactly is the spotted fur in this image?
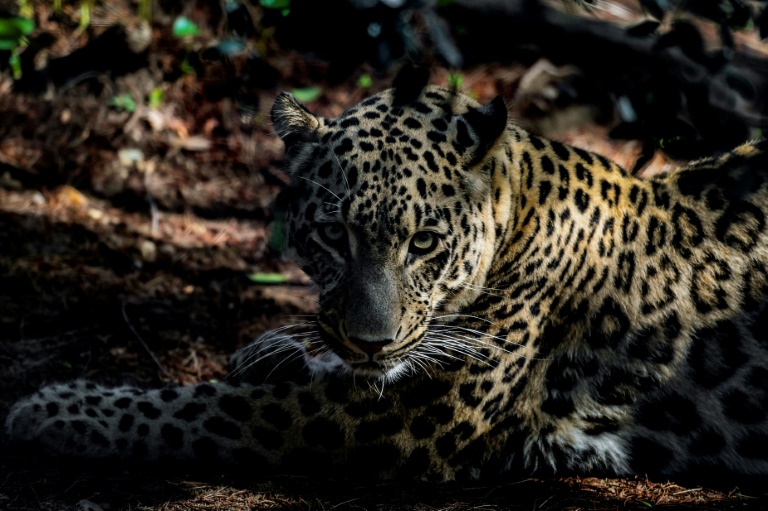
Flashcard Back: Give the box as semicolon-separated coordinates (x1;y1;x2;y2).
7;86;768;480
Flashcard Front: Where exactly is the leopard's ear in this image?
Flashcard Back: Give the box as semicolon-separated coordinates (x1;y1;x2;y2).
271;92;322;148
391;64;430;106
458;96;508;166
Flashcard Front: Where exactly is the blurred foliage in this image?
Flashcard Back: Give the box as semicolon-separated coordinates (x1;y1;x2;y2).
290;86;322;102
0;16;32;78
559;0;768;164
358;73;374;88
148;87;163;109
247;272;289;284
172;16;202;38
1;0;767;165
251;0;768;162
109;93;137;112
0;16;33;50
447;72;463;90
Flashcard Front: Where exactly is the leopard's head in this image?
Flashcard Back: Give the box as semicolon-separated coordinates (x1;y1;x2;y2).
272;85;508;380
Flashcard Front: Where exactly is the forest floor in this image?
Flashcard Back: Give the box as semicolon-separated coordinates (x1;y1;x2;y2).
1;3;768;510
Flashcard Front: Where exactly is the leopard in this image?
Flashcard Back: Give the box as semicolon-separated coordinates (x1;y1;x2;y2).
6;80;768;482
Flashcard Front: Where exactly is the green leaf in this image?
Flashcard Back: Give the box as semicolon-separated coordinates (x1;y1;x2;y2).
357;74;373;88
173;16;201;38
138;0;152;22
79;2;91;30
110;94;137;112
0;17;34;39
290;86;322;102
8;52;21;79
180;55;195;74
260;0;291;9
447;72;463;90
148;87;163;109
0;17;34;49
247;272;288;284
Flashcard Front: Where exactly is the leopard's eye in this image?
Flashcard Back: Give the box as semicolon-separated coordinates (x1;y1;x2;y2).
408;231;438;255
318;223;346;247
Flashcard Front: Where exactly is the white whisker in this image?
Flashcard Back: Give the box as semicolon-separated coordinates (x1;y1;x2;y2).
299;176;343;203
431;313;493;324
331;151;352;194
427;324;522;348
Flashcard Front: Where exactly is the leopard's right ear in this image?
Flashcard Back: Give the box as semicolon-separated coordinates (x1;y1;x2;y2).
271;92;322;147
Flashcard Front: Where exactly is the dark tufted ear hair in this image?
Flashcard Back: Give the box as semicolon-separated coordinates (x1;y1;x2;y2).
460;96;508;166
271;92;321;148
392;64;430;106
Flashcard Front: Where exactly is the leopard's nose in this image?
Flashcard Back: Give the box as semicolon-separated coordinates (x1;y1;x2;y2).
349;338;394;354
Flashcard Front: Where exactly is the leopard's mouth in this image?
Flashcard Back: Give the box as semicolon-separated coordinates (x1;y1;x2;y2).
318;327;415;380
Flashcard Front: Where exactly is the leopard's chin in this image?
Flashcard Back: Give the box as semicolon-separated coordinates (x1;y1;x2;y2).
347;359;411;382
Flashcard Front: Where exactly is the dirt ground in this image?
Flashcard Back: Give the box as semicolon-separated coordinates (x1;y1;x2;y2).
1;4;768;510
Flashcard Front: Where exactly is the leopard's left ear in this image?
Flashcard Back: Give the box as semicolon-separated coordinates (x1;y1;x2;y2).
271;92;322;149
457;96;508;166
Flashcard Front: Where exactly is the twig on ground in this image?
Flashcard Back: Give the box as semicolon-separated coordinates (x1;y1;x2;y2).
121;300;173;381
